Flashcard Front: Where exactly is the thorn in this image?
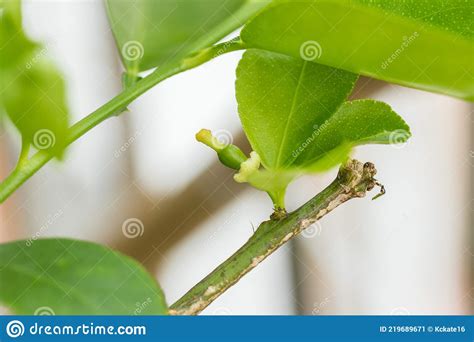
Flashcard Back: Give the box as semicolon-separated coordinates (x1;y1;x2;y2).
250;221;255;234
371;180;386;200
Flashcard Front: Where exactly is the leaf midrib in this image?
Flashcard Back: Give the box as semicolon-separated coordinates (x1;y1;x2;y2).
275;61;308;168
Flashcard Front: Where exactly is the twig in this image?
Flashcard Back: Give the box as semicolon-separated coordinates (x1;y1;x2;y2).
0;38;246;203
169;159;382;315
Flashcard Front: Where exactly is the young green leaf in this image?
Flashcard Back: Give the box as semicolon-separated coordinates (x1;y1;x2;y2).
0;1;70;157
293;99;411;167
235;50;410;208
236;49;358;170
1;60;69;157
0;0;36;69
0;239;168;315
241;0;474;101
106;0;271;74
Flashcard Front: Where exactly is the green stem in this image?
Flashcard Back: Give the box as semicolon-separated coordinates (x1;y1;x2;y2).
122;71;140;90
0;38;246;203
169;159;380;315
268;189;287;212
17;138;30;167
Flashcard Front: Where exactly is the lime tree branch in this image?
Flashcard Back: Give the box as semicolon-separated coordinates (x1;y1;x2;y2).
0;38;246;203
170;159;381;315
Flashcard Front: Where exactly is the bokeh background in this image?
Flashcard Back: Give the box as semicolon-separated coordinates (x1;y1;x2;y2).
1;0;473;315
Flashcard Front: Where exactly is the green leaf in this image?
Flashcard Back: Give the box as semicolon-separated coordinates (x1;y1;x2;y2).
0;239;168;315
1;60;69;157
241;0;474;101
236;49;358;170
235;50;410;207
294;99;411;167
106;0;271;73
0;0;36;69
0;1;70;157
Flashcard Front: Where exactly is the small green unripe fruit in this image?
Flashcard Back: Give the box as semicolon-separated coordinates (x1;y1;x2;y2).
218;145;247;170
196;129;247;170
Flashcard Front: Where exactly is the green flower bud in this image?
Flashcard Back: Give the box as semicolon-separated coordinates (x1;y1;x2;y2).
196;129;247;170
218;145;247;170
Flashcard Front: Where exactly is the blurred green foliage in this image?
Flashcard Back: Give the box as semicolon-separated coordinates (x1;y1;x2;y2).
0;0;69;158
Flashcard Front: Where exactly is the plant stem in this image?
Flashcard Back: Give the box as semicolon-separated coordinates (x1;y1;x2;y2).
17;138;30;167
0;38;246;203
169;159;380;315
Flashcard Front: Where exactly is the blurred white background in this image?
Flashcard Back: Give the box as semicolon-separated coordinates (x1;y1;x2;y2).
0;0;472;315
